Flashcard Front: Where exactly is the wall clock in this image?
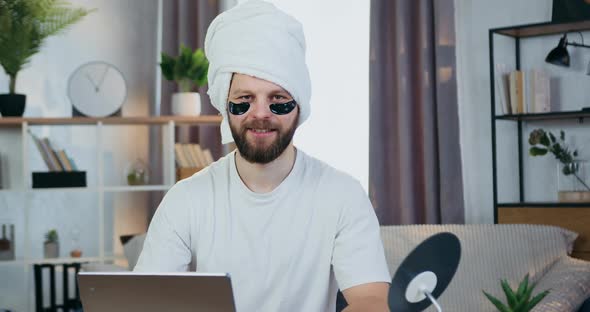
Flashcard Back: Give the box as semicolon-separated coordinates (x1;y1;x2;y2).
68;61;127;117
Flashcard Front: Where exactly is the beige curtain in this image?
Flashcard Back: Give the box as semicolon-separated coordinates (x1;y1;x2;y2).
369;0;464;225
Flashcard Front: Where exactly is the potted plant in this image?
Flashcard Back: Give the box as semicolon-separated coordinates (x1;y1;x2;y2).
44;229;59;258
0;0;94;117
529;128;590;201
483;274;549;312
160;44;209;116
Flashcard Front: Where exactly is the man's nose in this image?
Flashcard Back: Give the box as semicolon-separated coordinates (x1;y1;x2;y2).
249;100;272;119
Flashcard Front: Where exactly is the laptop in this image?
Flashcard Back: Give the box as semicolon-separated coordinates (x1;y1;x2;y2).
78;272;236;312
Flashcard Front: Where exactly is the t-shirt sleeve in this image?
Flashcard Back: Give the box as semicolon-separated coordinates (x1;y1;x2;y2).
332;181;391;291
134;181;193;272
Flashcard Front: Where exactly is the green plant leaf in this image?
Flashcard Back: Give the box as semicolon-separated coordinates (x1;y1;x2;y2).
0;0;94;92
523;290;550;311
540;133;550;147
548;132;556;144
560;130;565;141
563;164;574;175
160;52;176;81
513;281;537;311
483;291;512;312
501;279;517;308
161;44;209;90
529;147;548;156
516;274;529;298
44;229;58;242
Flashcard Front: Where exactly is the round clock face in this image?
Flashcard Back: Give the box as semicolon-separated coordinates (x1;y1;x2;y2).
68;61;127;117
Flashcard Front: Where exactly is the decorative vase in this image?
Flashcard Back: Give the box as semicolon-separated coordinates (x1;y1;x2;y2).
44;241;59;258
171;92;201;116
557;160;590;202
0;224;15;261
126;158;150;185
0;94;26;117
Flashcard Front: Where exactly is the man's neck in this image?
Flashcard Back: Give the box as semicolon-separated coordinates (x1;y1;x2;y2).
235;144;297;193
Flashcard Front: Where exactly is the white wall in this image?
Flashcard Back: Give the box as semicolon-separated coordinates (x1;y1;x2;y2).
0;1;158;310
234;0;371;191
455;0;590;223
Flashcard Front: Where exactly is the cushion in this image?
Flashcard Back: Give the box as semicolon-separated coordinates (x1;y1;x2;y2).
121;233;146;270
532;257;590;311
80;263;128;272
380;224;578;311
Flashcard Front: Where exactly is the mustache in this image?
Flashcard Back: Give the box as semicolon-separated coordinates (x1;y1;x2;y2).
242;119;278;130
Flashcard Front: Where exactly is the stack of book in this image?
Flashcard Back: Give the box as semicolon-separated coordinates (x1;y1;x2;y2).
28;131;77;172
174;143;214;180
495;64;551;115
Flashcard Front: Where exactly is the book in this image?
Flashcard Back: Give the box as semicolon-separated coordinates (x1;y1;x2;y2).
68;157;79;171
28;130;54;171
57;150;73;172
509;70;525;114
174;143;190;168
203;149;214;165
187;144;203;167
495;64;511;114
529;69;551;113
182;144;196;167
41;138;63;171
192;144;208;167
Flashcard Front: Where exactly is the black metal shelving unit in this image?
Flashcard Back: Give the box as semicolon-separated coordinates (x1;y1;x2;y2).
489;20;590;223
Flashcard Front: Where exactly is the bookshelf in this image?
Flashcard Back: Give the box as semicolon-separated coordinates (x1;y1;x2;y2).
0;115;222;310
489;20;590;261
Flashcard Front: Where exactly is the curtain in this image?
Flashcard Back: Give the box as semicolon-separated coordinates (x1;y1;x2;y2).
160;0;221;158
369;0;464;225
149;0;221;218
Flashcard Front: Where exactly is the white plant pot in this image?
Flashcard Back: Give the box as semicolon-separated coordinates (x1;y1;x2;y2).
172;92;201;116
44;242;59;258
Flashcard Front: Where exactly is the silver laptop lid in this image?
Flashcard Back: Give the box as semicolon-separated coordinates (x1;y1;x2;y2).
78;272;236;312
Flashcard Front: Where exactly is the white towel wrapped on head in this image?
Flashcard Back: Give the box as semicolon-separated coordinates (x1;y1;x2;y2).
204;0;312;144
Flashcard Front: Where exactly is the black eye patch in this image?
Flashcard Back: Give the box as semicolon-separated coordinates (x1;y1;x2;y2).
228;100;297;115
228;101;250;115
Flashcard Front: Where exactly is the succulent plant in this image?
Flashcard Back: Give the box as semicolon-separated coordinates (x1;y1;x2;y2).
483;274;549;312
44;229;58;243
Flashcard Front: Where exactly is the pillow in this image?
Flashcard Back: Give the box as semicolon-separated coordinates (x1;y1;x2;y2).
80;263;128;272
380;224;579;311
121;233;146;270
532;257;590;312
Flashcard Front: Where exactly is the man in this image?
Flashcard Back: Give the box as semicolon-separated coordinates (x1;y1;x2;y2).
135;1;391;311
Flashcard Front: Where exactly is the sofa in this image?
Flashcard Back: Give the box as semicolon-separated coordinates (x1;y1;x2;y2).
89;226;590;311
378;224;590;312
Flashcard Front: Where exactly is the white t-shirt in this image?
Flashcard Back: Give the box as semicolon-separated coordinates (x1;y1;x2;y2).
135;149;390;312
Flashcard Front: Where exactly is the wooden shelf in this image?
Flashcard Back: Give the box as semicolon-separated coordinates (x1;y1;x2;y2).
0;115;223;127
103;185;171;192
27;187;96;193
495;109;590;121
0;255;119;266
498;202;590;208
492;20;590;38
498;207;590;261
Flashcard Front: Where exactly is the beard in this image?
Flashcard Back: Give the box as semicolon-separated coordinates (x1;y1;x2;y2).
229;113;298;164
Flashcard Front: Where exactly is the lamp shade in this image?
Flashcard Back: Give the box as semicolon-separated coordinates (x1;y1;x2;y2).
388;232;461;311
546;34;570;67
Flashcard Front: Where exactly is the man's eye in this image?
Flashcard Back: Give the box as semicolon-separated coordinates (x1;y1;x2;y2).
239;95;251;100
272;95;286;101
